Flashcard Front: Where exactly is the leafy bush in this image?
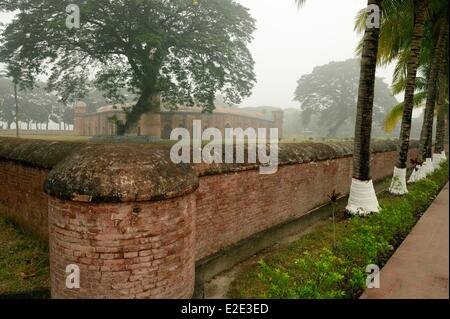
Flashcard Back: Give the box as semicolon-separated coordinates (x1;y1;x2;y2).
256;161;448;299
258;248;347;299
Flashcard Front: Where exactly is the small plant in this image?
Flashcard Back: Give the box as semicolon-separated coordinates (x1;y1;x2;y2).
327;190;341;251
258;249;347;299
249;162;449;299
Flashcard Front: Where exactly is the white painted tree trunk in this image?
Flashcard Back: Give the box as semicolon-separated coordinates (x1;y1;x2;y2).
433;153;442;167
441;151;447;163
389;167;408;195
424;157;434;175
414;164;428;181
408;166;418;183
346;179;379;216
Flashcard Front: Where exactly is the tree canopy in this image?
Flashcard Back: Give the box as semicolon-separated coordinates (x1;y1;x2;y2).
0;0;256;134
293;59;398;137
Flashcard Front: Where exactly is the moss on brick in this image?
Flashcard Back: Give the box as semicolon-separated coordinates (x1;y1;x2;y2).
0;137;420;202
44;144;199;203
0;137;84;169
197;140;419;176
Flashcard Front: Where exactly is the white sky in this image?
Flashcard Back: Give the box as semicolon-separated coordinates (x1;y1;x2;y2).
0;1;398;110
236;0;396;108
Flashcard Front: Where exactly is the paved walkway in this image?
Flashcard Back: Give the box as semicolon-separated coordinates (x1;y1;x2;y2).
361;183;449;299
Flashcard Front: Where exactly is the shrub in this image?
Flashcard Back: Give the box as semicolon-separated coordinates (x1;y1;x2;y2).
256;161;448;299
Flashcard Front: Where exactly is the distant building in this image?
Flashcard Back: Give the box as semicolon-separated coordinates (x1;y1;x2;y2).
74;101;284;139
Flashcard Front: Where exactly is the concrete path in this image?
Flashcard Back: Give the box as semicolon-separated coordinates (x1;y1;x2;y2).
361;183;449;299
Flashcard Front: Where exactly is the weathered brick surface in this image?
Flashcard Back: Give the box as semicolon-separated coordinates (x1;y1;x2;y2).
0;160;50;240
194;149;418;260
48;194;196;299
0;137;429;299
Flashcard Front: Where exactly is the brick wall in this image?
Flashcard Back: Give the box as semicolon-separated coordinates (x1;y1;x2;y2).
0;137;434;299
48;194;196;299
194;149;417;260
0;161;50;240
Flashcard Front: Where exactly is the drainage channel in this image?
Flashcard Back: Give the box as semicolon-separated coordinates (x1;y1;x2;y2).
194;175;394;299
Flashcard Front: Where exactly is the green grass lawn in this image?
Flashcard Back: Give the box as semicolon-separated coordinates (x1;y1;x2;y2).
0;134;90;142
0;216;49;297
228;162;449;299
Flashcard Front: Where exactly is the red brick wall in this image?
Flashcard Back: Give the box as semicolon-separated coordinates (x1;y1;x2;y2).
194;149;418;260
48;194;196;299
0;140;425;299
0;160;50;241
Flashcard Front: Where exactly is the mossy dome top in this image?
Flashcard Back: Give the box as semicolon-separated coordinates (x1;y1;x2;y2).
44;144;199;203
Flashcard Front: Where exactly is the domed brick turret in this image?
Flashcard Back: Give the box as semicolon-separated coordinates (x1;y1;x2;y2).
44;144;199;299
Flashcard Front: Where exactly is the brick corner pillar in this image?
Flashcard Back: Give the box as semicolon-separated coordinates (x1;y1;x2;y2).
44;144;199;299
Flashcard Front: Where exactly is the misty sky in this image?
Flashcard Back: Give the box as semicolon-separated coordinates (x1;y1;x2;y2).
236;0;396;108
0;1;398;110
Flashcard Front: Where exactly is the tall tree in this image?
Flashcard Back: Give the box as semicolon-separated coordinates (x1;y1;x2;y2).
418;14;448;172
294;59;397;138
434;51;449;160
346;0;383;216
388;0;427;194
357;0;449;186
0;0;256;135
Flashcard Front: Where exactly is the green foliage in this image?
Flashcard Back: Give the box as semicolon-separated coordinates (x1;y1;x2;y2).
0;0;256;132
0;215;49;294
258;249;347;299
294;59;398;138
255;162;448;299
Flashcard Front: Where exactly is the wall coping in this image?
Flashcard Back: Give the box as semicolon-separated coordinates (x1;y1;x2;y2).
43;144;199;203
195;140;420;176
0;137;83;169
0;137;420;203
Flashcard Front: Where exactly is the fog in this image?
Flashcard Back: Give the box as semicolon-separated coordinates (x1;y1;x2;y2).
0;1;398;110
236;0;396;108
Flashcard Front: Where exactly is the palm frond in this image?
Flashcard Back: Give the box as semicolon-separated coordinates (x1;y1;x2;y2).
384;91;427;132
391;74;428;95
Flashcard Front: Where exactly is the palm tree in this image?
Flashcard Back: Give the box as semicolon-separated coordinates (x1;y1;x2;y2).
434;50;449;162
355;0;425;194
383;76;428;133
418;13;448;175
346;0;383;216
356;0;450;190
383;71;448;134
387;0;427;194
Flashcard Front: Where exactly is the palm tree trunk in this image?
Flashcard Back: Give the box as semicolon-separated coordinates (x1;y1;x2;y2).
395;1;426;169
353;0;382;181
419;17;449;161
389;1;427;194
347;0;382;215
434;55;447;154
